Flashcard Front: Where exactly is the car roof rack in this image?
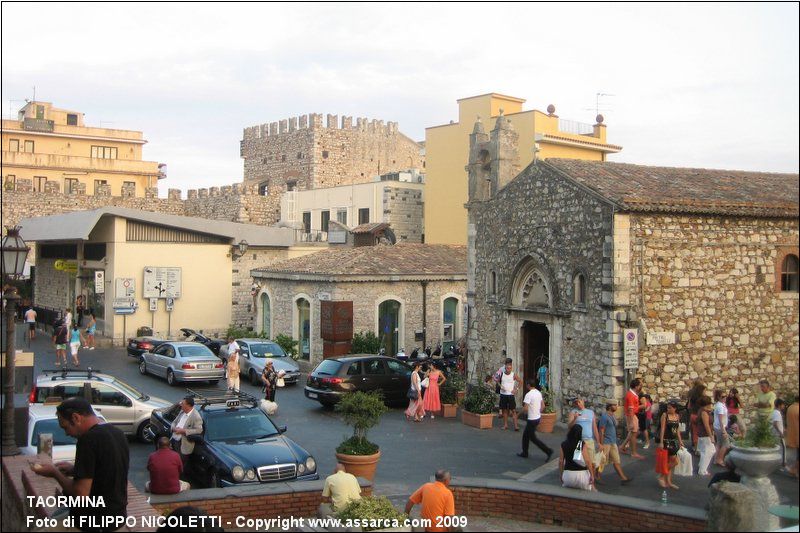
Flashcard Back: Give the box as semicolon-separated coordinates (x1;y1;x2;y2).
185;388;259;409
41;367;103;380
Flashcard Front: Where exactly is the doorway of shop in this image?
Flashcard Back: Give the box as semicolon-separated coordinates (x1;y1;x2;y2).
522;321;549;390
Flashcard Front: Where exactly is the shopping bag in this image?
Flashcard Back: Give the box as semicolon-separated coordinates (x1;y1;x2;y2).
675;447;693;477
260;399;278;415
655;448;670;475
594;448;607;473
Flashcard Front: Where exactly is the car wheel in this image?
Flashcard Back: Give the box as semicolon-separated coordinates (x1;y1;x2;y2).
139;358;147;375
208;470;220;488
167;369;176;386
137;421;155;443
249;369;260;386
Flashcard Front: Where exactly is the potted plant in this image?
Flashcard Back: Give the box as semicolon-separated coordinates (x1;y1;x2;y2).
461;383;496;429
438;373;465;418
336;496;410;532
729;414;783;479
335;391;387;481
537;388;557;433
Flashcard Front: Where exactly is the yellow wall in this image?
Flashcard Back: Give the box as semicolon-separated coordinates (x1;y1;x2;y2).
424;93;620;245
1;101;160;196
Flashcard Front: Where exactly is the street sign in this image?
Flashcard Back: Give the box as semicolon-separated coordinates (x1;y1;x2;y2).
149;298;158;311
113;298;135;309
94;271;105;294
647;331;676;346
166;297;174;312
114;308;136;315
115;278;135;299
55;260;78;273
623;328;639;370
143;267;182;298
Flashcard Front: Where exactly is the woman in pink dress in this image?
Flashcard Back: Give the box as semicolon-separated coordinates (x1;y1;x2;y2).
422;366;446;419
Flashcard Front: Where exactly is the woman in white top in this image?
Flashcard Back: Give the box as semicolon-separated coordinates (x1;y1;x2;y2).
713;389;730;466
405;362;425;422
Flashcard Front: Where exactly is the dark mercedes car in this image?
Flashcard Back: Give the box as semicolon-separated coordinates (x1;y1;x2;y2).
180;328;224;355
304;355;413;407
148;391;318;487
127;336;168;358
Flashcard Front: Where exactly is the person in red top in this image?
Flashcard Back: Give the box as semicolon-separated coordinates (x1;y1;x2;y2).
146;437;190;494
405;470;459;532
620;378;645;459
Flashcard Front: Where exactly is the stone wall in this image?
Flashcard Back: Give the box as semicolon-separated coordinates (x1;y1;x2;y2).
469;162;616;411
383;186;424;243
628;214;800;409
230;248;293;328
254;278;467;366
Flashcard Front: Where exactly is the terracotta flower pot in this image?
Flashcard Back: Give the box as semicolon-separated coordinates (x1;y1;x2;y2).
440;404;458;418
461;410;494;429
537;412;557;433
336;450;381;481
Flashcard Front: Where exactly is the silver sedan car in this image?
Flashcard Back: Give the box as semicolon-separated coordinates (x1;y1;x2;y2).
139;341;225;386
220;338;301;386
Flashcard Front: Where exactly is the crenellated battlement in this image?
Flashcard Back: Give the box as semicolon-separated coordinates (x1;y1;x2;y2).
243;113;400;141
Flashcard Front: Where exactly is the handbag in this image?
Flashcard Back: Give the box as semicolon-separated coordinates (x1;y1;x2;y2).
420;377;430;388
276;377;285;388
655;447;670;475
407;387;419;400
572;440;586;467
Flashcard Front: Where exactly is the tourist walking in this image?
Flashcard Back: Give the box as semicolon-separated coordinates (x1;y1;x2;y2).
786;396;799;478
53;319;69;367
696;396;715;476
422;365;445;418
24;306;37;341
560;425;595;491
772;398;786;467
620;378;645;459
658;400;684;489
517;380;553;461
497;358;521;431
261;361;278;402
568;396;601;469
598;400;632;484
63;308;73;330
712;390;730;467
405;362;425;422
226;348;240;391
687;379;707;452
76;295;85;327
754;379;777;419
638;393;652;449
725;388;745;434
84;313;97;349
69;324;85;367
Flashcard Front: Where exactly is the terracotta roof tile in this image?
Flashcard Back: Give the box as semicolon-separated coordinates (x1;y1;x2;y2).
253;243;467;278
544;159;798;217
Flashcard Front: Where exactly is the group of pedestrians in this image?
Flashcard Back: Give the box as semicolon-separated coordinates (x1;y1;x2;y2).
223;337;282;404
44;306;97;368
405;361;446;422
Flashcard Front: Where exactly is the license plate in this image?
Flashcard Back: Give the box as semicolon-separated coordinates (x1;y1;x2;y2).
198;364;212;369
307;392;318;399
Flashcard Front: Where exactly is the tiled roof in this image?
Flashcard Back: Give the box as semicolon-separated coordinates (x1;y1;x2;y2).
544;159;799;218
252;244;467;279
351;222;390;235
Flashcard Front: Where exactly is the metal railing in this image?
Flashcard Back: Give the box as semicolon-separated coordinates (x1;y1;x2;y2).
295;230;328;243
557;118;595;136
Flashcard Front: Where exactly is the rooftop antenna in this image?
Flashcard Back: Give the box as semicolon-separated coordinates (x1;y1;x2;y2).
584;92;615;117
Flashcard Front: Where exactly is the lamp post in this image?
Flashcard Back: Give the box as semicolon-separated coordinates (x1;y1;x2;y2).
2;226;30;456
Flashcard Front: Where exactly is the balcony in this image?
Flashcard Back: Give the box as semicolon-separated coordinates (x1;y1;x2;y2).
1;151;160;176
23;118;55;133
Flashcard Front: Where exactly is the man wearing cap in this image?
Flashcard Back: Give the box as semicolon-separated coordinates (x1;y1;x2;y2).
568;396;601;469
597;399;632;484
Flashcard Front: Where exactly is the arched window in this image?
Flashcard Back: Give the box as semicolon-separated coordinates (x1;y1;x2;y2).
378;299;401;356
296;298;311;360
573;273;587;306
258;181;269;196
260;293;271;338
781;254;799;292
442;297;459;353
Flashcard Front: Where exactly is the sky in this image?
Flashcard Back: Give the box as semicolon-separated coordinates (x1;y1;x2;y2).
2;3;798;193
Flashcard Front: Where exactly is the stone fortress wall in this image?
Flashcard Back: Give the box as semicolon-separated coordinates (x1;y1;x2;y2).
241;113;424;222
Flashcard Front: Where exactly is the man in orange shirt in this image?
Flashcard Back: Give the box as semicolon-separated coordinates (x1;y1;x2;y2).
786;396;799;478
405;470;458;532
620;378;645;459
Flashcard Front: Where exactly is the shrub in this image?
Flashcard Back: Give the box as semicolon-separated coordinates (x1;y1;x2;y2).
440;372;466;405
335;391;387;455
226;324;255;339
274;333;299;360
735;414;779;449
542;387;556;414
351;331;381;354
335;496;408;531
462;383;496;415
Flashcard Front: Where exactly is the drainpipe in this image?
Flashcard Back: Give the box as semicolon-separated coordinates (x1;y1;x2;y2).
421;281;428;348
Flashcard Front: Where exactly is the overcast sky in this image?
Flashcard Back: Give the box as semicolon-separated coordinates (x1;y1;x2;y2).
2;3;798;192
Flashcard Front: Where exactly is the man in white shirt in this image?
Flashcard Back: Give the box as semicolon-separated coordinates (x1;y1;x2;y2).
226;337;240;356
772;399;787;467
497;358;521;431
24;307;37;340
518;380;553;461
170;396;204;464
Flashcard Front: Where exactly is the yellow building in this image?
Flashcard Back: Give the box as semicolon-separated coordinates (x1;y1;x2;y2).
424;93;622;245
1;101;162;196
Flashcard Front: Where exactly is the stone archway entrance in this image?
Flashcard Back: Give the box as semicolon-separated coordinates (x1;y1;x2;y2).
522;321;549;389
507;312;563;413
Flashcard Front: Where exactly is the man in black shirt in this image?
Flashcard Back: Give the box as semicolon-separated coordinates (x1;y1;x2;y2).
32;397;130;532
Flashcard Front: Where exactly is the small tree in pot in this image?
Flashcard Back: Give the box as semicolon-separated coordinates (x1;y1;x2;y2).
439;373;465;418
537;388;558;433
335;391;387;481
461;383;497;429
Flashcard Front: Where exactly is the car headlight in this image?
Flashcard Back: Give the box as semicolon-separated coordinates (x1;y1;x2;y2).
246;468;256;481
305;457;316;472
297;463;306;474
232;465;245;482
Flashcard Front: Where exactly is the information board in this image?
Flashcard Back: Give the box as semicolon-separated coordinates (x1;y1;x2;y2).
623;328;639;370
143;267;182;298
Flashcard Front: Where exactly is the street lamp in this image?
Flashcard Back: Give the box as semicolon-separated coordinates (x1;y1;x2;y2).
232;240;249;259
2;226;30;456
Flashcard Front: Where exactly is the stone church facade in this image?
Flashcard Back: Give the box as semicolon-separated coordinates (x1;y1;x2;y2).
466;115;799;417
